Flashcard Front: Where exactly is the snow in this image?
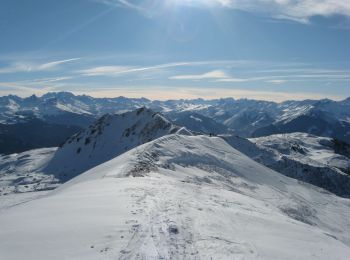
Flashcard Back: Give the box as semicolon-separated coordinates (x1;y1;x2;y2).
6;99;20;112
0;191;50;211
250;133;350;171
0;148;58;195
223;133;350;197
189;115;203;122
55;102;92;115
1;134;350;259
276;104;314;123
45;107;191;181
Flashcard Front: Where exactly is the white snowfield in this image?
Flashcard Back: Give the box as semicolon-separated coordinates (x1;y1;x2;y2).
0;135;350;260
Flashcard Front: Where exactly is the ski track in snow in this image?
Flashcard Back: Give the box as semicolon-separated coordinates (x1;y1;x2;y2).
103;176;258;260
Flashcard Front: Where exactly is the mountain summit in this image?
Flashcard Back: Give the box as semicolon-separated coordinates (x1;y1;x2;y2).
45;107;191;181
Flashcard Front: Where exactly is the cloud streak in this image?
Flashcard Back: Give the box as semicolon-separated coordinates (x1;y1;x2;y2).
217;0;350;23
97;0;350;23
0;58;80;74
170;70;247;82
77;62;196;76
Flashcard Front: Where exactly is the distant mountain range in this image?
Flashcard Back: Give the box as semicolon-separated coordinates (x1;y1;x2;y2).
0;92;349;154
0;119;82;154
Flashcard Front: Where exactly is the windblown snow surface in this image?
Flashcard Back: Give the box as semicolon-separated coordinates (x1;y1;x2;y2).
0;135;349;259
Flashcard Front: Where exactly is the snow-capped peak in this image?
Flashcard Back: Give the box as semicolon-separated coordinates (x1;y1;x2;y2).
45;108;191;181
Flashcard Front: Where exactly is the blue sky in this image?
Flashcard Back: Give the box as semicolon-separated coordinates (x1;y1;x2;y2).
0;0;349;101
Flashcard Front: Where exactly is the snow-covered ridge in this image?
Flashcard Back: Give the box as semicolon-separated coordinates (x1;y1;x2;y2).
1;134;350;259
45;107;191;181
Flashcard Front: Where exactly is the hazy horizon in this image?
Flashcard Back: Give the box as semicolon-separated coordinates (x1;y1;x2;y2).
2;89;348;103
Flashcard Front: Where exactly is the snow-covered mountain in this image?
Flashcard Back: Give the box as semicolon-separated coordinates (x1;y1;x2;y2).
224;133;350;197
252;109;350;144
1;92;350;144
0;92;149;124
1;134;349;259
0;118;82;154
251;99;350;142
44;107;191;181
223;109;274;137
166;111;230;134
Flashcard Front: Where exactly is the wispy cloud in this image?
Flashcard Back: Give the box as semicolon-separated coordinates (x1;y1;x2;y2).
37;58;81;70
170;70;228;80
1;58;349;99
170;70;247;82
170;67;350;83
0;81;56;97
222;0;350;23
77;62;195;76
96;0;350;23
77;66;134;76
266;79;287;84
0;76;73;96
0;58;80;74
93;0;148;14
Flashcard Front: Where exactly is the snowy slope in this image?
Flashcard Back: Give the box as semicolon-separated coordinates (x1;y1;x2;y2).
0;134;349;259
45;107;191;181
223;133;350;197
0;148;58;195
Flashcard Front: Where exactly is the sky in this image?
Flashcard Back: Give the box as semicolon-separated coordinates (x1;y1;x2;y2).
0;0;349;101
